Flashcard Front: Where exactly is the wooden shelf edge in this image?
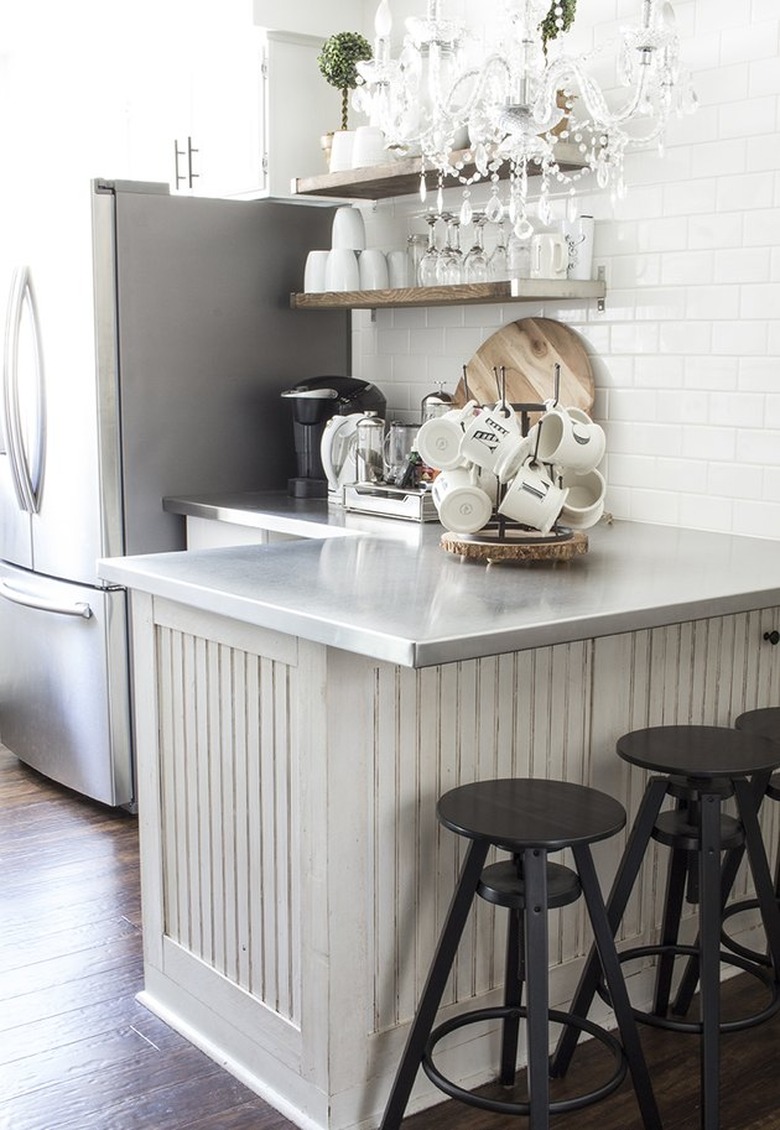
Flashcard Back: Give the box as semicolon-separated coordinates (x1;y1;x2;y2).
292;142;586;201
290;279;606;311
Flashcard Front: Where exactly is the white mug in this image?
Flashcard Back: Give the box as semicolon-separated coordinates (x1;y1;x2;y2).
559;467;606;530
387;250;409;288
560;215;595;281
432;467;493;534
304;250;329;293
498;459;568;535
350;126;388;169
458;406;521;478
358;248;389;290
534;407;606;473
325;248;360;292
530;232;568;280
329;130;355;174
331;205;366;250
416;402;477;471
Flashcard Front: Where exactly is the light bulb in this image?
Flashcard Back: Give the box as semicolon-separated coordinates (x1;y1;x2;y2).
375;0;392;39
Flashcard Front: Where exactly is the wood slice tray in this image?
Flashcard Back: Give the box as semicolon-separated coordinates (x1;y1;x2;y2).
456;317;595;419
441;529;589;563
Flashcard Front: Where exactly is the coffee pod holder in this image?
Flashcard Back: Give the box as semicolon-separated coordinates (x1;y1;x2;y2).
439;364;592;563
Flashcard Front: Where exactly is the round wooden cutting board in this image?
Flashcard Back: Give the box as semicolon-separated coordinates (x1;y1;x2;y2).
455;317;595;413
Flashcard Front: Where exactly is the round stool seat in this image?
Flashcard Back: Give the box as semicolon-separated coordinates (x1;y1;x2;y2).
617;725;780;779
437;778;626;852
478;859;582;911
735;707;780;743
653;807;743;852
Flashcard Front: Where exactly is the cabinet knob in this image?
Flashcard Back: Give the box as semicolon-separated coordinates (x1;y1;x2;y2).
764;629;780;646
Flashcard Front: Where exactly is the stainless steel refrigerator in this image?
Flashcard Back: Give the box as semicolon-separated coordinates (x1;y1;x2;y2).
0;180;348;808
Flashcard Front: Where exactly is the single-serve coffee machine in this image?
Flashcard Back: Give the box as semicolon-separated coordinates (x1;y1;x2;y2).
281;376;386;498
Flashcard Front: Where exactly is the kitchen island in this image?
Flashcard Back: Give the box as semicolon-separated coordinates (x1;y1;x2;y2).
99;503;780;1130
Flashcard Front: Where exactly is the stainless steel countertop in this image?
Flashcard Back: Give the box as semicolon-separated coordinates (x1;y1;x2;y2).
163;490;430;544
100;496;780;668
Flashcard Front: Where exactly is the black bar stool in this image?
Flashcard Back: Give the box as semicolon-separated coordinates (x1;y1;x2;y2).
551;725;780;1130
720;708;780;965
379;778;663;1130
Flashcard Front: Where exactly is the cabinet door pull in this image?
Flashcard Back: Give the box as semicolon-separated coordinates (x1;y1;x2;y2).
174;139;188;190
187;136;199;189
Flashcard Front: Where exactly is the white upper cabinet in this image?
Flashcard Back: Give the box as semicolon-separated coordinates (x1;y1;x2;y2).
0;0;336;200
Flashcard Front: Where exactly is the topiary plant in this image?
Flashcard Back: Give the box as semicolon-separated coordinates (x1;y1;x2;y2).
539;0;577;51
318;31;373;132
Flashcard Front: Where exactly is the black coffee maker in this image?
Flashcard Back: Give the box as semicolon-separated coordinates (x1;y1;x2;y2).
282;376;386;498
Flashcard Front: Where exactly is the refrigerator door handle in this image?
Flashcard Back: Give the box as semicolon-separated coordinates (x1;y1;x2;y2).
2;266;46;514
0;577;93;618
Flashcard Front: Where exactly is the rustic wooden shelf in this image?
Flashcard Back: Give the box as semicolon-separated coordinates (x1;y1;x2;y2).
292;142;587;201
290;278;606;311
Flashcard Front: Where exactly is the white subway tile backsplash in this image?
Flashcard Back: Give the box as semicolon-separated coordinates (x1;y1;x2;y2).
764;393;780;428
708;461;764;498
659;321;713;354
678;493;735;533
712;320;768;355
688;214;743;251
736;428;780;466
732;499;780;537
740;283;780;319
689;138;748;178
347;3;778;542
718;96;777;140
685;284;740;320
629;488;681;525
716;172;774;213
682;425;737;461
764;468;780;502
660;251;716;286
714;246;771;284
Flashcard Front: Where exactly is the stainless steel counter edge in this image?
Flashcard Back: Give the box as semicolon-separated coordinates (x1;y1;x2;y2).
98;520;780;669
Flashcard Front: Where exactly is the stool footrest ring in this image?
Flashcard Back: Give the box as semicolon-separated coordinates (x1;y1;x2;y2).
721;897;775;967
597;943;780;1033
422;1004;626;1116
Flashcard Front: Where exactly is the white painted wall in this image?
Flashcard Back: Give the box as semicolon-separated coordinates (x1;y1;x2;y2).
254;0;365;38
348;0;780;540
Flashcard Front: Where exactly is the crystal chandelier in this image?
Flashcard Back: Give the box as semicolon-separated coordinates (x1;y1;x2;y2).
353;0;697;230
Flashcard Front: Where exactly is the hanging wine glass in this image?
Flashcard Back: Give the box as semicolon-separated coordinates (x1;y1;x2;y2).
439;213;463;286
487;221;508;282
463;213;488;284
417;212;441;287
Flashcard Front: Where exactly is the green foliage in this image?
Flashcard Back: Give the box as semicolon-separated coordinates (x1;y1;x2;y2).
539;0;577;46
317;32;373;93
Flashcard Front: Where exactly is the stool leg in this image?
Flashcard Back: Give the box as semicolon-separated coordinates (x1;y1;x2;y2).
653;842;688;1017
379;839;490;1130
674;770;773;1017
574;844;663;1130
671;842;744;1017
698;791;722;1130
499;901;524;1086
550;775;668;1078
734;776;780;976
521;847;550;1130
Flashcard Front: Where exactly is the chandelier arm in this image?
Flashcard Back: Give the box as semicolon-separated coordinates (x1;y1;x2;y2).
537;54;654;132
444;54;512;121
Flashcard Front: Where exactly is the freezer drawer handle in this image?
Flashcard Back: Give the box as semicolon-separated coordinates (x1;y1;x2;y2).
0;579;93;619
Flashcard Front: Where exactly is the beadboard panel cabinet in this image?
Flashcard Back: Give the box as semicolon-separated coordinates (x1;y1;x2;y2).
129;591;780;1130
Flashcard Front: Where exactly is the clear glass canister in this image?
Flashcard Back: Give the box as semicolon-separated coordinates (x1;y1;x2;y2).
355;411;385;483
421;383;454;423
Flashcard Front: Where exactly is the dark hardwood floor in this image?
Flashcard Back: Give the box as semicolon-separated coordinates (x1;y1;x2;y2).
3;742;780;1130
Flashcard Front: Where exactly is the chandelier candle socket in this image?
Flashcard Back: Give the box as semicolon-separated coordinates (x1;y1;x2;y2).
353;0;697;225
